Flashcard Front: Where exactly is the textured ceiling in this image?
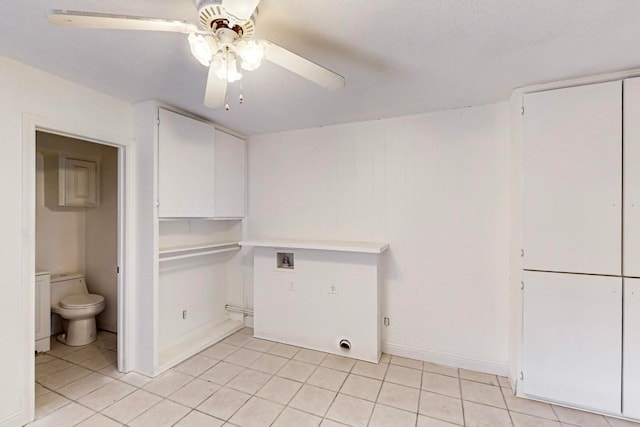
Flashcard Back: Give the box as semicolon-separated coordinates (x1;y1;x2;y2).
2;0;640;135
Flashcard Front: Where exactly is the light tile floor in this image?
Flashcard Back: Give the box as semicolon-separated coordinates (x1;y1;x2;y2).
31;329;640;427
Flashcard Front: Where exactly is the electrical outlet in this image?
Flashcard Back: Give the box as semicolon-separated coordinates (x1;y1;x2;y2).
328;284;339;295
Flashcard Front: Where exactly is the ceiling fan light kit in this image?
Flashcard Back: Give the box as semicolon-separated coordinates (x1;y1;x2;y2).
47;0;345;110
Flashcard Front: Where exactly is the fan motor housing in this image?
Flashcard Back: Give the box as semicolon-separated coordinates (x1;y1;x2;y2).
195;0;256;38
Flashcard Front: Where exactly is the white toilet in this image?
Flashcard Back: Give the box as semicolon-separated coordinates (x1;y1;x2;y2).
50;273;105;346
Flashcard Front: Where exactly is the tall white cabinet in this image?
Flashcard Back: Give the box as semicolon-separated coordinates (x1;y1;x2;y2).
521;78;640;419
134;102;246;376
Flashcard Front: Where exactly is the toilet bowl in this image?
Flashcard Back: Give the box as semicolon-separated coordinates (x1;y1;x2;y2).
50;273;105;346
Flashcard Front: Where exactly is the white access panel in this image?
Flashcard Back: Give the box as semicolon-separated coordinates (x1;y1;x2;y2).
624;278;640;419
522;271;622;413
624;78;640;277
214;130;246;218
523;81;622;275
158;108;216;218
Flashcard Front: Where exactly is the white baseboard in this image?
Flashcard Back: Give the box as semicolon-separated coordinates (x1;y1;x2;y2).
0;410;22;427
382;341;509;376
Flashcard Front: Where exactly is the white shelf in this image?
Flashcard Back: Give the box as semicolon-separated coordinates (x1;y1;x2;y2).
158;242;240;262
240;238;389;254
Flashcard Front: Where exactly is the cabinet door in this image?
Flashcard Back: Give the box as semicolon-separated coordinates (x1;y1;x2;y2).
624;78;640;277
522;271;622;413
624;278;640;418
523;81;622;275
63;157;99;207
214;130;246;218
158;108;215;218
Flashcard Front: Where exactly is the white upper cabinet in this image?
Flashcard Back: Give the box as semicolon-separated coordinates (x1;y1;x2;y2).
624;278;640;419
624;78;640;277
45;153;100;208
213;130;246;218
523;81;622;275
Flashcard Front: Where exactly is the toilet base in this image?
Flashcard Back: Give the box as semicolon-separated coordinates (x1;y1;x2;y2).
57;317;97;346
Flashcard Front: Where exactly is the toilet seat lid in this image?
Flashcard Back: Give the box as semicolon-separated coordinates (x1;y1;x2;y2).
59;294;104;308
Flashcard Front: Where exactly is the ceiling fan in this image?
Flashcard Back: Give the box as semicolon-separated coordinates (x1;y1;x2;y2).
47;0;346;109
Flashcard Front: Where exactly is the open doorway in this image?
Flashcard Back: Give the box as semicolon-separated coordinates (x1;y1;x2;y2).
32;130;124;417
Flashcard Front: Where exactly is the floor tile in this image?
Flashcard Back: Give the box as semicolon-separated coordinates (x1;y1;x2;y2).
78;380;136;411
369;403;417;427
201;342;239;360
76;413;125;427
607;417;640;427
289;384;336;417
31;401;94;426
307;366;348;391
268;342;301;358
223;332;253;347
228;396;284;427
502;389;557;420
93;332;118;351
243;337;276;353
174;354;219;377
325;393;375;427
377;381;420;412
101;389;163;424
35;354;56;366
511;412;562;427
35;359;73;379
423;362;459;378
461;379;506;408
391;355;424;370
143;370;193;397
463;400;513;427
169;378;220;408
225;368;272;394
277;359;317;382
552;405;609;427
321;354;356;372
417;414;462;426
38;364;92;390
129;399;190;427
422;371;461;398
351;360;388;380
99;363;126;380
249;353;289;374
273;407;322;427
35;383;51;398
293;348;328;365
224;348;263;367
120;371;153;387
174;410;225;427
419;391;464;425
340;374;382;401
499;376;512;388
319;420;349;427
197;386;251;420
78;350;118;371
384;364;422;388
460;368;499;386
34;392;71;419
380;354;391;364
61;345;106;364
56;372;114;400
255;376;303;405
200;361;244;385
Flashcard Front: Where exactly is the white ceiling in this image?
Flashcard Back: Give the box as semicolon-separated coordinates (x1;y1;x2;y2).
2;1;640;135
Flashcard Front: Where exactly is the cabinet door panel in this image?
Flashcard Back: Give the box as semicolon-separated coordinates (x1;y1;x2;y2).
624;278;640;418
523;81;622;275
214;130;246;218
624;78;640;277
158;109;215;218
523;271;622;413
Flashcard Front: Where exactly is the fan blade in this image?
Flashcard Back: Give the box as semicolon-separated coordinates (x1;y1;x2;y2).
204;65;228;108
262;41;345;90
47;9;200;34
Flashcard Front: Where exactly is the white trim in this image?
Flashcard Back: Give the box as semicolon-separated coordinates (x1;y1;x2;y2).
21;113;133;424
0;411;22;427
382;341;509;376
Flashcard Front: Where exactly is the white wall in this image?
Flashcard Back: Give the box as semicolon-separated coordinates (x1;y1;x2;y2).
86;144;119;333
246;103;511;373
0;56;133;426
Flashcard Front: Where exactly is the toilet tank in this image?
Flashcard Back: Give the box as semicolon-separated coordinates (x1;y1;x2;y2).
50;273;89;307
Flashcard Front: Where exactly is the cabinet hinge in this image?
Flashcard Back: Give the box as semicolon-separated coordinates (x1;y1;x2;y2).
521;106;525;115
520;371;524;380
521;281;524;290
520;249;524;258
116;266;120;274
